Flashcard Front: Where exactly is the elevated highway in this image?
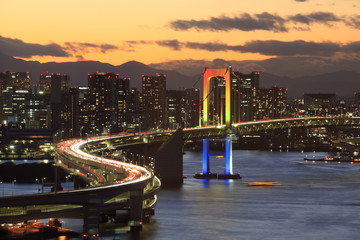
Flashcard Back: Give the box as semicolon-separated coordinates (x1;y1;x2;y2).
0;136;161;235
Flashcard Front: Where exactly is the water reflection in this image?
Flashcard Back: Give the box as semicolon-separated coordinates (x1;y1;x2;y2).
4;150;360;239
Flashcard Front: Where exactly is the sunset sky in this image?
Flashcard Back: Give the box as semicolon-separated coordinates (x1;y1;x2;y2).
1;0;359;76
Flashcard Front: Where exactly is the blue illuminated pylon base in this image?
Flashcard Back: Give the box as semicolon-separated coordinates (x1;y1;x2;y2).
196;137;241;180
194;172;218;179
217;173;241;179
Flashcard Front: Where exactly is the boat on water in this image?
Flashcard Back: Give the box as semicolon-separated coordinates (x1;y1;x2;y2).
303;156;360;164
246;182;280;187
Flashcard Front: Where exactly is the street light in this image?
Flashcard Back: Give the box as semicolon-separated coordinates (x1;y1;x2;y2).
42;177;46;193
0;181;3;197
35;178;40;192
11;180;16;196
65;175;70;190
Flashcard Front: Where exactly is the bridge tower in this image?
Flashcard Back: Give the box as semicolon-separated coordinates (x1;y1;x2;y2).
202;67;232;127
195;67;241;179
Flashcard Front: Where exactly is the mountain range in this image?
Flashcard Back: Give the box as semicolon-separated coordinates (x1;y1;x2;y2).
0;52;359;97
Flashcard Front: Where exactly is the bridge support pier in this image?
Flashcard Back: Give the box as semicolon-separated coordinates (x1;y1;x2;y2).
194;139;217;179
218;135;241;179
194;135;241;179
128;189;144;231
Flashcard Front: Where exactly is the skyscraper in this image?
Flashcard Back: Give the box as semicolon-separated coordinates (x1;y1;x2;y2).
123;88;143;132
258;86;288;119
232;71;259;122
88;72;129;134
184;88;200;127
39;73;70;129
39;73;69;103
142;74;166;130
0;72;32;126
166;90;186;129
61;87;80;138
78;86;90;137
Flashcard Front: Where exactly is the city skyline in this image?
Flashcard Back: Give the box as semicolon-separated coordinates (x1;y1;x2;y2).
1;0;360;77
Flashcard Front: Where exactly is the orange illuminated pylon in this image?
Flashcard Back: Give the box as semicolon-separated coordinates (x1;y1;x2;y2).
203;67;231;127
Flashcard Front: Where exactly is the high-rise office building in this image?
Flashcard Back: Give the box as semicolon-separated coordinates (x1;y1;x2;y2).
232;71;259;122
116;78;130;131
123;88;143;132
39;73;69;102
258;86;287;119
25;90;51;128
61;87;80;138
88;72;129;134
78;86;90;137
142;74;166;130
39;73;70;129
184;88;200;127
166;90;186;129
0;72;32;126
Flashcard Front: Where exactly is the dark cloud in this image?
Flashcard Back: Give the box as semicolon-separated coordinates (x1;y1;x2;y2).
155;40;182;51
288;12;340;25
0;36;120;59
185;41;239;52
239;40;341;56
129;38;360;57
76;55;85;61
151;39;347;57
130;38;360;57
64;42;118;54
169;11;358;32
0;35;69;58
294;0;308;2
342;41;360;52
346;15;360;29
99;44;118;53
170;12;287;32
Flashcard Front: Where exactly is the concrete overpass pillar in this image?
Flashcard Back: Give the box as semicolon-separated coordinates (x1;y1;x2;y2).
83;204;99;238
54;166;63;192
128;189;144;231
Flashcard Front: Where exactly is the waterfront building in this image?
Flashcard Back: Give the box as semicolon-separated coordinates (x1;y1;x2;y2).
142;74;166;130
258;86;288;119
304;93;337;116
